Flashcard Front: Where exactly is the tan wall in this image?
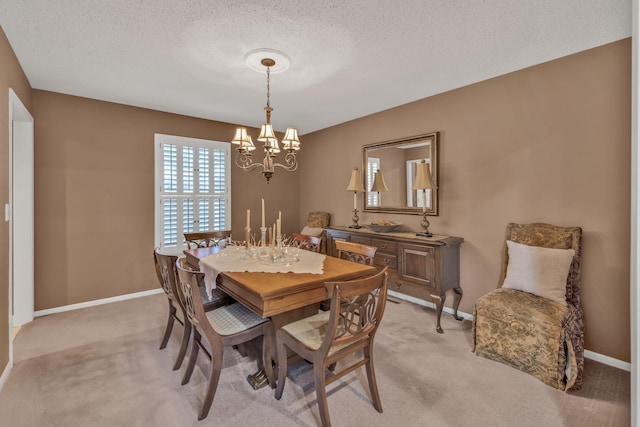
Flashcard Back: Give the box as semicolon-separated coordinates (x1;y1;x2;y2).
299;39;632;362
0;27;32;372
32;90;300;310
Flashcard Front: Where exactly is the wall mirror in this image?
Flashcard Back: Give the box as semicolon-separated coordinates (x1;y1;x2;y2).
362;132;438;215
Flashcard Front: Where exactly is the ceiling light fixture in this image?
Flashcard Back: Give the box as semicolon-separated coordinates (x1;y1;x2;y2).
231;52;300;183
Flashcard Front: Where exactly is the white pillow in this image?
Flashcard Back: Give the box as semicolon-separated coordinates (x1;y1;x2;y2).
301;226;324;237
502;240;575;306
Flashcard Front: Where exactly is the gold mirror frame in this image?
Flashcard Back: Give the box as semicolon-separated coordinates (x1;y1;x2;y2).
362;132;438;215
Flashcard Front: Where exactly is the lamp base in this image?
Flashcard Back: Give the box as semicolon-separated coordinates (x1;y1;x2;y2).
417;210;432;237
350;208;362;229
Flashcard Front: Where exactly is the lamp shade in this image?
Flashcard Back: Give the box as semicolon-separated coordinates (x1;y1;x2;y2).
346;168;365;192
412;161;433;190
258;123;280;153
231;127;256;151
282;127;301;150
370;170;389;192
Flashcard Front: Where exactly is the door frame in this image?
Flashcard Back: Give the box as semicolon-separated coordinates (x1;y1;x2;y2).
8;89;34;365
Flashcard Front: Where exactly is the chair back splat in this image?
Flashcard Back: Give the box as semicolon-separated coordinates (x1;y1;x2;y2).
184;230;232;249
335;240;377;265
292;232;323;253
275;267;389;427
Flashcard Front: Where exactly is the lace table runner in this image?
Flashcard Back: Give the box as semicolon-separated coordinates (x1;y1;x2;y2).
199;246;326;296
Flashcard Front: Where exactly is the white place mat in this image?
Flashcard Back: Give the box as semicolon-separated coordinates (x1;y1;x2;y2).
199;246;326;297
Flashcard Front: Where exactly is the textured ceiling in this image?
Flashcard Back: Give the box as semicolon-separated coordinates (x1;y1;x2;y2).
0;1;632;135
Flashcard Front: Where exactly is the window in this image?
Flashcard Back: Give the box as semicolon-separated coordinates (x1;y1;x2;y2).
154;134;230;253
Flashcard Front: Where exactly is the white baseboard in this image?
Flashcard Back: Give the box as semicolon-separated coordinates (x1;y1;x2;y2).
387;290;631;372
34;288;164;318
584;350;631;372
387;290;474;321
0;361;12;394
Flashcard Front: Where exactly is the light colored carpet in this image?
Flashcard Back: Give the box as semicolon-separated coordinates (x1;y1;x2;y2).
0;293;630;427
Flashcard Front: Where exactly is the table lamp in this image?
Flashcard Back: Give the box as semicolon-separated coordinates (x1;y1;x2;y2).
346;168;365;228
412;160;434;237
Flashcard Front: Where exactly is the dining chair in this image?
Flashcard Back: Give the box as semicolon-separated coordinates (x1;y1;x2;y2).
274;267;389;427
184;230;232;249
175;258;275;421
154;248;230;371
292;232;323;253
334;240;377;265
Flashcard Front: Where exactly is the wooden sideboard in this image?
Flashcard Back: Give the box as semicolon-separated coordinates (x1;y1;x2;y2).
326;226;464;333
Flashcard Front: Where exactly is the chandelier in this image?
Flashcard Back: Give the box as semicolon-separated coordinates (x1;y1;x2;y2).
231;54;300;183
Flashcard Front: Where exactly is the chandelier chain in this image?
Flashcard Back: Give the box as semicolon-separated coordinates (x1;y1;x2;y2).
265;66;271;109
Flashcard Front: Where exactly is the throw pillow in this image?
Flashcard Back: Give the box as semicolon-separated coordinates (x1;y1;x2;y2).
301;226;324;237
502;240;575;306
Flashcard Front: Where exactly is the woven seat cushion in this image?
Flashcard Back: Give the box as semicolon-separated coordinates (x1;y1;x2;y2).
206;303;268;336
474;288;577;390
282;311;358;355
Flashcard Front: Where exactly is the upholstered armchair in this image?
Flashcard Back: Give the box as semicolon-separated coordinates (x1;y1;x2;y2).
300;211;331;254
473;223;584;391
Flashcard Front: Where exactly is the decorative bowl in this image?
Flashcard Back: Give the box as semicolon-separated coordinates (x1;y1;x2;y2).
367;223;402;233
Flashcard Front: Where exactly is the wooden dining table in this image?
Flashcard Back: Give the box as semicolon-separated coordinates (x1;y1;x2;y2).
183;245;377;388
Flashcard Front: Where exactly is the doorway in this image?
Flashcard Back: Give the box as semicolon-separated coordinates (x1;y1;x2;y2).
8;89;34;363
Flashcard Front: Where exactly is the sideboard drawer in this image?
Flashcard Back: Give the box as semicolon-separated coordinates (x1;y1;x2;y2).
371;238;397;254
374;253;397;269
350;235;372;245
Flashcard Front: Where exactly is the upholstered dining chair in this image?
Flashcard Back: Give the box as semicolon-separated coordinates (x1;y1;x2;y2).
334;240;377;265
473;223;584;391
275;267;389;427
175;258;275;421
300;212;331;254
184;230;232;249
292;232;323;253
153;249;230;370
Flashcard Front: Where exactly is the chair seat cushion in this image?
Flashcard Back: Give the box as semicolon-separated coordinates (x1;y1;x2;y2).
206;303;268;336
282;311;331;350
474;288;577;390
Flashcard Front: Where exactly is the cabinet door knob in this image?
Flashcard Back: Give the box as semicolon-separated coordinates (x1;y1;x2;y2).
383;258;390;264
380;243;387;249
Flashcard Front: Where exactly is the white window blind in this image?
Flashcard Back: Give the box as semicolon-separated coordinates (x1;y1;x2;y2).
155;134;230;253
367;157;381;206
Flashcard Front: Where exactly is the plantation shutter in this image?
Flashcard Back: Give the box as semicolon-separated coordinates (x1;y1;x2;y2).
156;135;230;252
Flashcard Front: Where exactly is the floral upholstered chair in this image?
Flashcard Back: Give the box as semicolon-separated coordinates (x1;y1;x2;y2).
300;211;331;254
473;223;584;391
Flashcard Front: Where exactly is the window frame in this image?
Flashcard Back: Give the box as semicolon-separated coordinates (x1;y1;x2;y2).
154;134;231;254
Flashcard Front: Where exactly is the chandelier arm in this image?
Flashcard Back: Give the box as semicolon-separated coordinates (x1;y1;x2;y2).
272;152;298;171
235;152;267;172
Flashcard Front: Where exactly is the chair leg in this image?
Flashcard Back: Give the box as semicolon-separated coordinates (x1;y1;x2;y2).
182;330;201;386
160;301;176;350
314;362;331;427
198;345;224;421
173;318;191;371
364;345;383;413
274;336;289;400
